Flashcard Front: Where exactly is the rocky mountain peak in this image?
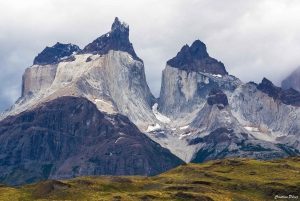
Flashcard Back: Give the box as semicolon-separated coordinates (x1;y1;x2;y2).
167;40;209;67
257;77;300;106
81;17;141;61
111;17;129;32
207;88;229;109
33;42;81;65
166;40;228;75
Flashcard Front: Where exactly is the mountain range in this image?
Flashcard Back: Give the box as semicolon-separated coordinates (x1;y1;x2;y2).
0;17;300;186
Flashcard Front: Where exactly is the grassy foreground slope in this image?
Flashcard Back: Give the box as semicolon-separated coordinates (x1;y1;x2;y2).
1;156;300;201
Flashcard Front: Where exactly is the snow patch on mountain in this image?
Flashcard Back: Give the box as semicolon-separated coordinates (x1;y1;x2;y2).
146;123;161;132
95;99;110;105
179;132;192;139
180;125;189;130
244;126;259;132
212;74;222;78
152;103;171;123
115;137;124;143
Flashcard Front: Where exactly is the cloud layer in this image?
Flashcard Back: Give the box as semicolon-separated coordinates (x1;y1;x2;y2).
1;0;300;112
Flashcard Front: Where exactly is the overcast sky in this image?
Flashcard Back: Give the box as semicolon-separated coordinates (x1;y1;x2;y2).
1;0;300;113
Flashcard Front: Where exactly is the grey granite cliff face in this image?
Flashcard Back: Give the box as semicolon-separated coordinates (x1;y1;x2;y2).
22;64;58;97
0;97;183;186
281;66;300;92
207;88;229;109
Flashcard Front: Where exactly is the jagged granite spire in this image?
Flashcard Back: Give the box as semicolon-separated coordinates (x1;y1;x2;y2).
167;40;228;75
33;42;81;65
81;17;141;61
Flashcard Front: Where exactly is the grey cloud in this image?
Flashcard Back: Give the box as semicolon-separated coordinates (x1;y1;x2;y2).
1;0;300;112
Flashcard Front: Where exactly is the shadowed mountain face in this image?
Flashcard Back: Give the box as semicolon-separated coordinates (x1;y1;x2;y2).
167;40;228;75
33;43;81;65
0;97;183;186
281;66;300;92
81;17;141;61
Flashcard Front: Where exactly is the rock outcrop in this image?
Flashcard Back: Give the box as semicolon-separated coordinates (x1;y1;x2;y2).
33;43;80;65
281;66;300;92
167;40;228;75
0;97;183;186
207;88;229;109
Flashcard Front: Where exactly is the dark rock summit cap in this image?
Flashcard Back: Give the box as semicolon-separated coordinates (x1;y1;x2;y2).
81;17;141;61
167;40;228;75
33;42;81;65
257;77;300;107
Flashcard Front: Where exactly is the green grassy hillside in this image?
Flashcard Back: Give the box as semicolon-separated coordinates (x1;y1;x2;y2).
1;156;300;201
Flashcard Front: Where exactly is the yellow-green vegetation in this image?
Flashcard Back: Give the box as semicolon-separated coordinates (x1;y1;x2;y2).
1;156;300;201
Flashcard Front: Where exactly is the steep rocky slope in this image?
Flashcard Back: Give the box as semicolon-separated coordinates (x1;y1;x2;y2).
0;97;183;186
281;66;300;92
